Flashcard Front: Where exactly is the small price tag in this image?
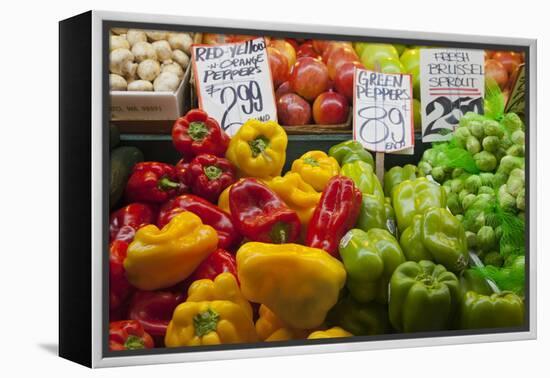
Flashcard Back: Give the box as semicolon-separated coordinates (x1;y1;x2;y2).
420;48;485;142
505;63;526;115
353;68;414;154
192;37;277;136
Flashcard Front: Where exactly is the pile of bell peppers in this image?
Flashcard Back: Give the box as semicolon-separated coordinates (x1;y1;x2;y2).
108;109;525;351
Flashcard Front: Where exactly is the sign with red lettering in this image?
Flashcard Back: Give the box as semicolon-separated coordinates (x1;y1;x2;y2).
353;68;414;153
192;37;277;136
420;48;485;142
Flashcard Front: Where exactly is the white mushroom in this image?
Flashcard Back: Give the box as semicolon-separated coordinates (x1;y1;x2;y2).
137;59;161;81
109;48;137;77
111;28;128;35
109;74;127;91
153;72;181;92
172;49;190;70
152;40;172;62
131;41;157;63
161;62;184;79
128;80;154;91
167;33;193;53
126;29;147;47
110;35;129;51
146;30;169;41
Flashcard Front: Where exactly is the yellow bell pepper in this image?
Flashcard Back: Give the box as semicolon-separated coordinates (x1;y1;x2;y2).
124;212;218;290
256;304;309;342
165;273;257;347
187;273;253;321
237;242;346;329
217;184;232;214
291;151;340;191
226;119;287;178
264;172;321;227
307;327;353;339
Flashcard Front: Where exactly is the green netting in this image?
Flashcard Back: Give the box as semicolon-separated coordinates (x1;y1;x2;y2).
473;256;525;297
484;80;505;121
431;141;480;174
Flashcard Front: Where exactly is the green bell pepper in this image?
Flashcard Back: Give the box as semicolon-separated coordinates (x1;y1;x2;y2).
342;161;393;233
460;291;524;329
339;228;405;303
328;140;374;167
389;260;460;332
327;295;390;336
399;208;469;273
392;177;447;232
384;164;417;197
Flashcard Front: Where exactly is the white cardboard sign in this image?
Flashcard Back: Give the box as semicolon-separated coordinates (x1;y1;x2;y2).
353;68;414;154
192;37;277;136
420;49;485;142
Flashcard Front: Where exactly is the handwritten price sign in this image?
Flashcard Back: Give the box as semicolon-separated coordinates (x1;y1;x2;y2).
353;68;414;154
420;49;485;142
192;37;277;136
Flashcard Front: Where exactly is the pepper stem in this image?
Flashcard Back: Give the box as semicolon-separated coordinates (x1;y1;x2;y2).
193;308;220;337
416;273;435;288
270;222;290;244
248;136;269;157
188;121;209;141
158;177;180;191
124;335;145;350
303;157;320;167
204;165;223;180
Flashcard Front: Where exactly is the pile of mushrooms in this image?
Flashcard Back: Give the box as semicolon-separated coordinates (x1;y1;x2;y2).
109;29;192;92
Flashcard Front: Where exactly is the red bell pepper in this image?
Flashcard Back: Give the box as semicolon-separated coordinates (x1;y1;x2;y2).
305;176;362;257
109;240;134;310
190;248;238;282
157;194;241;250
109;320;154;351
229;178;301;244
174;158;190;186
109;203;157;243
128;290;185;343
172;109;230;158
125;162;185;204
186;154;236;203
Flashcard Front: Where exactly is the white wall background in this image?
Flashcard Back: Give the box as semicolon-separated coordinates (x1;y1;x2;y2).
0;0;546;376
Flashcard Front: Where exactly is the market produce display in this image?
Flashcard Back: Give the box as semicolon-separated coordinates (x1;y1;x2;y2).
108;35;527;352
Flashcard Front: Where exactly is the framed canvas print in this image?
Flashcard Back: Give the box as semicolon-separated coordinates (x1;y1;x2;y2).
59;10;537;368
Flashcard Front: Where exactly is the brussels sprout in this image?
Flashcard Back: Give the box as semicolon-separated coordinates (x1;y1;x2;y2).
501;112;524;133
477;225;496;252
462;193;477;210
507;144;525;157
492;172;509;189
447;192;462;215
473;212;486;233
482;136;500;153
498;156;524;175
474;151;497;172
458;188;470;202
465;231;477;249
466;135;481;155
450;177;465;193
442;184;451;196
455;214;464;223
479;172;494;187
452;168;465;179
516;188;525;211
517;211;525;221
483;251;504;267
483;120;504;138
417;161;431;176
422;148;437;165
431;166;446;182
477;186;495;196
506;168;525;197
468;121;485;139
500;136;513;151
511;129;525;145
475;193;494;205
454;127;471;145
464;175;482;194
498;185;517;212
460;112;486;127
